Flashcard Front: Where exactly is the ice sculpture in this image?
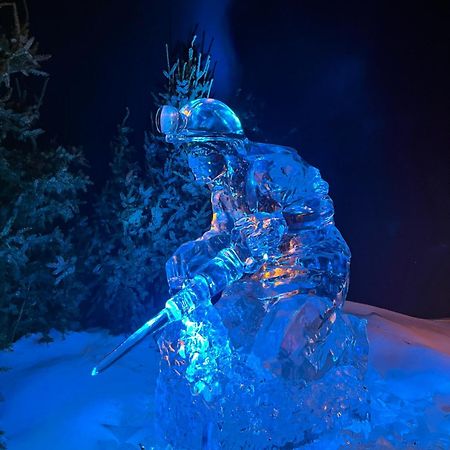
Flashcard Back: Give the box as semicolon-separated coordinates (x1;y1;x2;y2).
154;99;370;448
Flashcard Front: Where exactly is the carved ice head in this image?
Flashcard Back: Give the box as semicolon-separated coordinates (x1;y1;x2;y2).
158;99;247;185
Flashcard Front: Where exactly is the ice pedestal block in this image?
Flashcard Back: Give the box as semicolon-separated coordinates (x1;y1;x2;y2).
156;99;369;448
156;298;369;449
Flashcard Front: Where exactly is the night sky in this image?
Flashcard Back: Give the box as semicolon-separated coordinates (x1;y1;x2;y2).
26;0;449;318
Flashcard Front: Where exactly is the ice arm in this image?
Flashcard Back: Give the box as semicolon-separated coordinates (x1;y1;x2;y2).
91;214;287;376
92;246;245;376
166;230;230;292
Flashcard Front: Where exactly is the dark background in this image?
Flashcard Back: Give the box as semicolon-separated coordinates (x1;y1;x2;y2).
24;0;449;318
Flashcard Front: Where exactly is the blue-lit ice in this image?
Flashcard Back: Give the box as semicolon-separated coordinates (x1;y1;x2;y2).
2;308;449;449
156;99;370;448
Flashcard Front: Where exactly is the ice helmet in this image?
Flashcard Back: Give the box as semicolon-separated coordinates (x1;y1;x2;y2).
157;98;245;144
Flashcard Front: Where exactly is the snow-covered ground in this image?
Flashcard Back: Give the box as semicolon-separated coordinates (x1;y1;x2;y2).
1;302;449;449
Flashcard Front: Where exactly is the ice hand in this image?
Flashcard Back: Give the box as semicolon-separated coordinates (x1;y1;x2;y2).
231;212;287;272
166;241;203;292
166;235;229;293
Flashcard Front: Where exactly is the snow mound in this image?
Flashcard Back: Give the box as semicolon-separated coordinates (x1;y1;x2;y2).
1;302;449;449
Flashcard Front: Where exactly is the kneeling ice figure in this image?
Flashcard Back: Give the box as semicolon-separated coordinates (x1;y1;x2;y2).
156;99;369;448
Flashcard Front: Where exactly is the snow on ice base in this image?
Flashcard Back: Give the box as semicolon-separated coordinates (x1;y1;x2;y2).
1;302;449;450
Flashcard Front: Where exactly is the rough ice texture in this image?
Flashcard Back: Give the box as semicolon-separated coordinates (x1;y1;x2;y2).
0;305;449;449
156;302;369;449
156;138;370;448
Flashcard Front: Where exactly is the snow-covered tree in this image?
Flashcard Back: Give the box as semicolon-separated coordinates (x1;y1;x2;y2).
84;35;212;332
0;4;90;347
